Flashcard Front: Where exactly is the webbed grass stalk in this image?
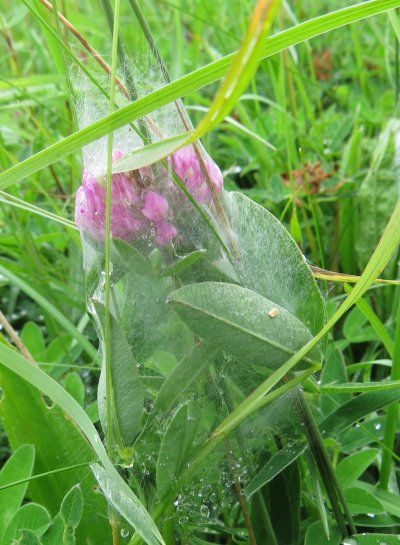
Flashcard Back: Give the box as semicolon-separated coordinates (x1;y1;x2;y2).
100;0;153;147
104;1;123;543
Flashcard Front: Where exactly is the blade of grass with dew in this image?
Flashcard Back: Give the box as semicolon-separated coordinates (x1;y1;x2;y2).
0;263;98;362
1;0;400;190
0;343;165;545
129;366;318;545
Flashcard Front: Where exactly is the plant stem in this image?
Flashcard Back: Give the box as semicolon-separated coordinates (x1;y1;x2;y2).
379;288;400;489
0;309;35;364
38;0;130;99
104;4;121;545
296;391;356;536
225;442;258;545
100;0;152;145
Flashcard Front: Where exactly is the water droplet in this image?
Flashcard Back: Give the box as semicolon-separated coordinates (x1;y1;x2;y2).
120;528;129;538
200;505;209;517
374;423;382;431
342;539;358;545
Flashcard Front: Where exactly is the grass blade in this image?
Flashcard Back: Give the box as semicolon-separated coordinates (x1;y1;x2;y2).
0;343;165;545
0;263;98;362
0;1;399;191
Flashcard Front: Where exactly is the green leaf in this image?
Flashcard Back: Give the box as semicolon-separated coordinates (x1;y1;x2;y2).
156;401;201;499
3;503;51;544
343;307;379;344
349;535;400;545
353;514;400;528
336;449;379;489
352;481;400;519
20;323;46;361
319;347;351;416
320;380;400;393
161;250;207;277
305;453;330;539
150;343;217;421
60;485;83;530
304;521;341;545
338;416;391;452
60;485;83;545
168;282;322;370
15;529;42;545
0;344;164;545
63;373;85;407
148;351;177;377
0;444;35;543
246;442;306;498
319;390;400;435
344;487;384;515
267;462;301;545
224;192;326;337
112;239;155;280
0;364;110;545
94;303;144;446
91;463;164;545
41;515;63;545
110;133;191;174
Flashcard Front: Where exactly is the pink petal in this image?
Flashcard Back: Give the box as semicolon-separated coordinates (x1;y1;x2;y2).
155;222;178;246
142;191;169;223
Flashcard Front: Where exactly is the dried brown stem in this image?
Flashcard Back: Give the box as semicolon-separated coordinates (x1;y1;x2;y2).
37;0;130;99
0;310;36;365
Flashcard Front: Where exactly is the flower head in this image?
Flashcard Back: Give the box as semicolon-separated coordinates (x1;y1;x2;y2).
171;145;224;204
75;153;178;246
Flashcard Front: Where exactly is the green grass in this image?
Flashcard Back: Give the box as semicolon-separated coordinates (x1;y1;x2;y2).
1;1;400;544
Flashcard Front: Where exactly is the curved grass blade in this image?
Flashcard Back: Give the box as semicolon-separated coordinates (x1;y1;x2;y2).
0;343;165;545
0;0;399;191
0;192;77;231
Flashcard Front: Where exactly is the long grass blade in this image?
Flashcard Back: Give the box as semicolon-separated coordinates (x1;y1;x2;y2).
0;0;398;191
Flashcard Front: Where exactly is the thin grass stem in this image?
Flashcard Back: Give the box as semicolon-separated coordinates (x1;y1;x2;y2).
379;287;400;488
